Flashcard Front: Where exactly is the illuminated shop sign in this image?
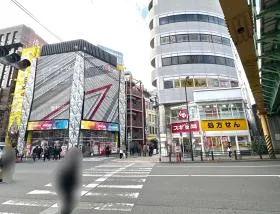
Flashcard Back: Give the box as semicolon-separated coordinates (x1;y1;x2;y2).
81;120;119;132
27;120;69;131
171;121;200;133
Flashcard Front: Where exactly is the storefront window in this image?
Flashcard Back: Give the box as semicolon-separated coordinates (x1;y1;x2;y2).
231;103;244;118
194;78;207;87
174;79;181;88
181;77;194;87
164;80;174;89
207;78;219;87
220;80;230;88
237;136;250;150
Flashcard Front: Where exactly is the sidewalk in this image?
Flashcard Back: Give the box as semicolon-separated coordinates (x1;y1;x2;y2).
113;154;280;163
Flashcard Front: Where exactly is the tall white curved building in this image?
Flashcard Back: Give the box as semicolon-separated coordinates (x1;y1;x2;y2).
148;0;243;153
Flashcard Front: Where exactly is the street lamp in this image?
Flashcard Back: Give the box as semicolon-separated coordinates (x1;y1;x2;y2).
184;76;194;161
151;95;161;162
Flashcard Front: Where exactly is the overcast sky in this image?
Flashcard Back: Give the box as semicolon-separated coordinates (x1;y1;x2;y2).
0;0;153;89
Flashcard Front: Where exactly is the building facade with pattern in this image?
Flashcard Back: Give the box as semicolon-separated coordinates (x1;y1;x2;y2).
7;40;125;156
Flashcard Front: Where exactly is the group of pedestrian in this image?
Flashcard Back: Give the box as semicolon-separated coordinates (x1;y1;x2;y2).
32;145;62;162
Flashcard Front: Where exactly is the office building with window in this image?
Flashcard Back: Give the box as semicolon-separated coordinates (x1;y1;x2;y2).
148;0;250;153
0;25;47;142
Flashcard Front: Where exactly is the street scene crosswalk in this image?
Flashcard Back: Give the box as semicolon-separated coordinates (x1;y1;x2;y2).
0;162;155;213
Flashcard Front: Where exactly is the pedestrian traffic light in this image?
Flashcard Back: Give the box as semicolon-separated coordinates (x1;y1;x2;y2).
0;45;31;70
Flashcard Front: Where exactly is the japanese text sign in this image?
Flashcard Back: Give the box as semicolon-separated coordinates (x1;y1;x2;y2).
171;121;200;133
201;119;247;131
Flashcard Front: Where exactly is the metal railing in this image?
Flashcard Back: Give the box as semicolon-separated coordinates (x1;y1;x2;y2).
161;149;280;162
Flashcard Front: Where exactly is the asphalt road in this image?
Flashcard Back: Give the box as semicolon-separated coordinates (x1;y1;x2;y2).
0;157;279;214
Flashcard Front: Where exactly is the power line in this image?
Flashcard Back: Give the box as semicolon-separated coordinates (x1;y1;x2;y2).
10;0;63;42
10;0;121;82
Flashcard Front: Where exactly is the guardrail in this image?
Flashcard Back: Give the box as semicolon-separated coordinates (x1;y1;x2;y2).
161;149;280;163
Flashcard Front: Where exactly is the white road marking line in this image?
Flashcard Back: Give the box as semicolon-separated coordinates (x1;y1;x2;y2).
85;183;99;188
98;184;143;189
85;192;140;198
82;174;103;177
0;212;21;214
95;177;107;182
156;165;280;168
45;183;87;187
40;163;135;214
39;203;58;214
112;175;148;178
148;174;280;177
78;202;134;211
27;190;56;195
107;178;146;182
2;200;54;207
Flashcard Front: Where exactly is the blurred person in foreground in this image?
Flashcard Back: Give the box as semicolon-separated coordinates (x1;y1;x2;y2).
0;147;16;183
54;146;83;214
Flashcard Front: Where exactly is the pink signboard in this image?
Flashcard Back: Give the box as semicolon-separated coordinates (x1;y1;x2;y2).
171;121;200;133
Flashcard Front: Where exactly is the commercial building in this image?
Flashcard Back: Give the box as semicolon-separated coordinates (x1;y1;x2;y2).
7;40;125;155
143;89;158;142
0;25;47;142
148;0;250;154
124;72;145;155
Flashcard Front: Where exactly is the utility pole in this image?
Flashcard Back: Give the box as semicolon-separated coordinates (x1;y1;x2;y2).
184;76;194;161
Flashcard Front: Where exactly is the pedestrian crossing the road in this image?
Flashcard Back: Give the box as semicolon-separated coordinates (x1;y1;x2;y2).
0;162;154;213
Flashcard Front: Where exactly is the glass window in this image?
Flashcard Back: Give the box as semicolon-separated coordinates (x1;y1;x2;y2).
12;31;18;43
212;35;222;44
230;80;239;87
159;17;169;25
198;14;209;22
181;78;194;87
231;103;244;118
225;58;235;67
174;79;181;88
222;37;231;46
208;79;220;87
194;79;207;87
164;80;174;89
218;18;226;26
160;36;170;45
175;14;187;22
149;20;154;29
215;56;226;65
220;80;230;88
200;34;211;42
171;56;178;65
168;15;175;23
208;16;215;23
170;35;176;43
218;103;232;119
176;34;188;42
5;33;10;45
199;104;218;120
203;55;216;64
189;34;200;42
213;17;219;24
190;55;200;63
0;34;4;45
186;14;198;21
179;55;188;64
162;57;172;66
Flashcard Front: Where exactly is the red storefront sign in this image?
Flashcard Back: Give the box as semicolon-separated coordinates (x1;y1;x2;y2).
178;109;188;120
171;121;200;133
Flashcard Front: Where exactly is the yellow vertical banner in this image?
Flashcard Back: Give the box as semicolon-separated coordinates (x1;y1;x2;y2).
5;47;40;146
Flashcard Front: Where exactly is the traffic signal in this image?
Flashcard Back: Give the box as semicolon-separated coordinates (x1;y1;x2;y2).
0;46;31;70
